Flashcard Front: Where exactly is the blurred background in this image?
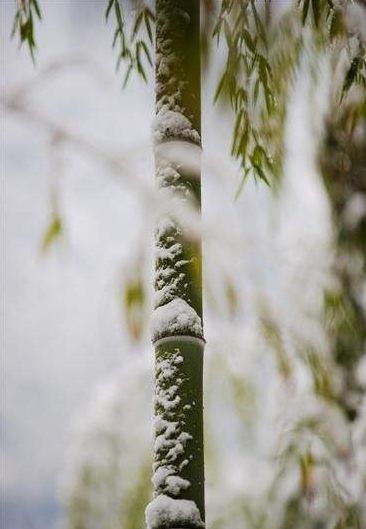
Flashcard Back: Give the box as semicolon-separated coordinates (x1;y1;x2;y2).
2;1;365;529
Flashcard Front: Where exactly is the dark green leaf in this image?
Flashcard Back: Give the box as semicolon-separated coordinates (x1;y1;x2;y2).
253;77;260;104
302;0;310;25
311;0;320;27
105;0;114;21
114;0;123;29
144;10;154;44
251;159;270;186
242;29;256;54
330;9;345;40
132;11;143;40
140;40;152;66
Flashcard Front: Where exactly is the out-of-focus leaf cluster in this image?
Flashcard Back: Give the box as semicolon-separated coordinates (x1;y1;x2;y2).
321;96;366;420
105;0;154;87
11;0;42;61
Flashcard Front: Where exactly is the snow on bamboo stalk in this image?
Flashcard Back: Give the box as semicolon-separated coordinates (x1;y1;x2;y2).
146;1;205;528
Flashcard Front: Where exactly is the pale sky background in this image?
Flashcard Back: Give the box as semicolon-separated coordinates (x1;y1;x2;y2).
2;1;332;528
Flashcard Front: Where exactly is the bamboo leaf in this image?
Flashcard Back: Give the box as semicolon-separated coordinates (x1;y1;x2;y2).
132;11;144;41
329;10;344;40
253;77;260;104
231;110;244;154
41;216;62;252
114;0;123;29
144;10;154;44
112;27;120;48
311;0;320;28
105;0;114;21
123;64;133;88
31;0;42;20
213;70;227;102
302;0;310;25
140;40;152;66
234;167;250;200
242;29;256;54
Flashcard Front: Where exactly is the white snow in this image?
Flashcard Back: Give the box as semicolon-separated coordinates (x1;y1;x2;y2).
152;298;203;341
151;348;195;499
145;494;204;529
165;475;190;495
155;242;182;261
154;107;200;144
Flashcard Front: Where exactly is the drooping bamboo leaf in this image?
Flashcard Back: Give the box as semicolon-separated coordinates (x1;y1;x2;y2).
140;40;152;66
302;0;311;25
143;8;155;44
41;216;62;252
105;0;114;21
213;70;227;103
12;0;42;61
31;0;42;20
132;11;144;41
311;0;320;28
123;63;133;88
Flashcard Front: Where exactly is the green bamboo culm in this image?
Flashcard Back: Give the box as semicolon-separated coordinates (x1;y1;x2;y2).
145;1;205;529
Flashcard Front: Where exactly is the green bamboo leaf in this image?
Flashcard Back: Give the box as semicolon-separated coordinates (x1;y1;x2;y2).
242;28;256;54
212;18;223;45
140;40;152;66
231;110;244;154
311;0;320;27
31;0;42;20
238;125;249;158
123;63;133;88
132;11;144;41
302;0;310;25
112;27;120;47
114;0;123;29
234;167;250;200
136;42;147;83
105;0;114;21
41;216;62;252
250;0;266;44
253;77;260;104
143;8;155;44
223;18;231;45
213;70;227;102
329;10;344;40
250;152;270;185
